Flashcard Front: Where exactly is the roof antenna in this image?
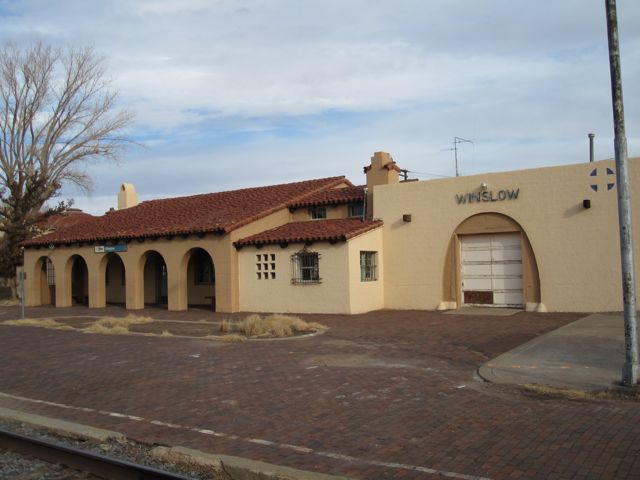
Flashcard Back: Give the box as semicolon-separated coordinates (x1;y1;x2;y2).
442;137;474;177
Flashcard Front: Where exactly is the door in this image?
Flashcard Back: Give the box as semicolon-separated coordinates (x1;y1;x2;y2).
460;233;523;307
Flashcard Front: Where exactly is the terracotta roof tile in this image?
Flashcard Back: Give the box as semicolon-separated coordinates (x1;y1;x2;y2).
234;218;383;248
23;176;348;247
288;186;365;208
37;209;95;232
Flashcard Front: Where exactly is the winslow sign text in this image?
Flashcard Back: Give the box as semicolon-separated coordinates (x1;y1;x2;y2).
455;188;519;205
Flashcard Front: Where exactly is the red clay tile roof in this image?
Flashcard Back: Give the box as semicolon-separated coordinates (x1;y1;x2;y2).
288;186;365;208
23;177;350;247
37;209;95;232
234;218;383;248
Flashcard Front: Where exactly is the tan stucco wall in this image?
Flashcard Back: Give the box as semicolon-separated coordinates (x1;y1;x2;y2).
237;228;384;314
238;242;351;314
375;158;640;312
347;228;385;313
23;206;296;313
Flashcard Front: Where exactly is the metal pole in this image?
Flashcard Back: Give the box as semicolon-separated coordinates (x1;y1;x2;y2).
606;0;639;386
588;133;595;162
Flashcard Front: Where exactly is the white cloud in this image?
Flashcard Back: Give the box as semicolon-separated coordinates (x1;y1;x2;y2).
1;0;639;213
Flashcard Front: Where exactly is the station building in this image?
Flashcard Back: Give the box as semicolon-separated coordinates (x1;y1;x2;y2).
21;152;640;314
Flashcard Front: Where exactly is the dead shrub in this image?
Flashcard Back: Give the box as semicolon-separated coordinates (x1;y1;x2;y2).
81;315;153;335
221;334;247;343
237;314;327;338
3;318;74;330
219;319;233;333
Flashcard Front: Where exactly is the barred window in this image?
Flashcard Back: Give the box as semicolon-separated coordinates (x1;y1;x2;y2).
348;204;364;218
291;250;321;284
309;207;326;220
360;251;378;281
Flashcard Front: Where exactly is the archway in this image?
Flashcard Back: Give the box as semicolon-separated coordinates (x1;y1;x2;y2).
104;254;126;306
442;212;541;309
142;251;167;307
69;255;89;306
184;248;216;311
34;256;56;306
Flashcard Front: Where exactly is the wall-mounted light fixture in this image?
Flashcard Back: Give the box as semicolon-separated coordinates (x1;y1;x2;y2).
480;182;488;191
583;199;591;209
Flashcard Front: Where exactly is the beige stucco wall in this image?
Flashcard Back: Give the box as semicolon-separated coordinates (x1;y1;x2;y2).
374;158;640;312
237;228;383;314
238;242;351;314
23;206;295;313
347;228;385;313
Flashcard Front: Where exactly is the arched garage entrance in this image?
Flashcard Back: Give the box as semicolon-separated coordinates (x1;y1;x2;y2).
442;213;541;309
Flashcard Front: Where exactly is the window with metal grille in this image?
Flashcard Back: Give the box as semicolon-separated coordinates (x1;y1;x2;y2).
45;258;55;286
309;207;326;220
360;251;378;281
291;250;321;284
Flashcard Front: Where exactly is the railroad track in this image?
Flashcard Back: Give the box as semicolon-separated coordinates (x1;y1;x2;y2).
0;427;193;480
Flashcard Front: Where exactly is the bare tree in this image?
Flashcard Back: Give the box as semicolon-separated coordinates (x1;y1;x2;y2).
0;42;133;278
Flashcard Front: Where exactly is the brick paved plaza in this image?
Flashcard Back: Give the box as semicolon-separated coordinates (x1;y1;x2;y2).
0;306;639;479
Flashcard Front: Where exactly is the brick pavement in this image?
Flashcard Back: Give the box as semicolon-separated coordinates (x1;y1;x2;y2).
0;306;639;479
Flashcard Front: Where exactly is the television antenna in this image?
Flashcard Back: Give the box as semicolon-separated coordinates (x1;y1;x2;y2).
442;136;474;177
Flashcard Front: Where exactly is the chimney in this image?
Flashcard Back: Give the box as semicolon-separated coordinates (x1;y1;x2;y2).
117;183;138;210
363;151;400;218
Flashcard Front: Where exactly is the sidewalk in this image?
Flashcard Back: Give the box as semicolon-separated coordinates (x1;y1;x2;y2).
479;313;631;390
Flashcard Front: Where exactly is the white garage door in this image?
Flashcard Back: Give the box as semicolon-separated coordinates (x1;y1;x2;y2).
460;233;523;307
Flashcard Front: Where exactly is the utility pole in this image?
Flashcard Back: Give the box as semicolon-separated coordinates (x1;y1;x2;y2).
606;0;638;386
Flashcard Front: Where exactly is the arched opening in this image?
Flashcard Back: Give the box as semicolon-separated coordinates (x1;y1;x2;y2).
70;255;89;306
442;212;541;310
142;251;167;307
104;254;126;306
184;248;216;311
34;256;56;306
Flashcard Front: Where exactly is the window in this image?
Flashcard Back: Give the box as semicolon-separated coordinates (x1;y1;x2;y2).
45;259;55;286
193;251;214;285
309;206;326;220
348;203;364;218
256;253;276;280
360;251;378;281
291;250;321;284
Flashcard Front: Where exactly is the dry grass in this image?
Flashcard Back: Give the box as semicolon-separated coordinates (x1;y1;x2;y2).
3;318;74;330
219;319;232;333
234;313;327;338
0;299;19;307
80;315;154;335
221;333;247;343
160;330;173;337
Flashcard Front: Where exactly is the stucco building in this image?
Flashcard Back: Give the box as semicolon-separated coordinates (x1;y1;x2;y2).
21;152;640;314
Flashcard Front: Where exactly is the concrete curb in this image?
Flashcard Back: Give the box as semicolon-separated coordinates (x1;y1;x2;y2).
152;446;352;480
0;406;125;442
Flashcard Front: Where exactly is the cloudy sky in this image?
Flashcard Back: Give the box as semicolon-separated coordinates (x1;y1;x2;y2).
1;0;639;215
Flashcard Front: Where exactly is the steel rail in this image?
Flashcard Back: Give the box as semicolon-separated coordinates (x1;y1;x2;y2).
0;427;194;480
